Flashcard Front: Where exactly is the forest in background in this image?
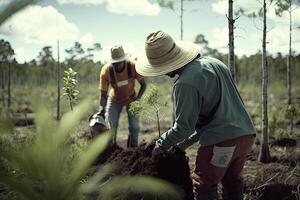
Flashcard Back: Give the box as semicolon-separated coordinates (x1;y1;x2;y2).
1;38;299;88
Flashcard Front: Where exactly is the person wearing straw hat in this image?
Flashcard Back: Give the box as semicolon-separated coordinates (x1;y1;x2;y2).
99;45;146;147
136;30;256;200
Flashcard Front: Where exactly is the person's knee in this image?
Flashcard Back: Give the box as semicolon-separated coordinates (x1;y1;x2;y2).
129;125;139;134
108;114;118;128
222;175;243;186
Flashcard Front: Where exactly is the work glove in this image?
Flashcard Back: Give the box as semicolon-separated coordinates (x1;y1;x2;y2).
169;146;186;155
98;107;106;120
151;144;164;157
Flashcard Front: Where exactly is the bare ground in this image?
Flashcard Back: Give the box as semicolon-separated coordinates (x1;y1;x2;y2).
108;109;300;200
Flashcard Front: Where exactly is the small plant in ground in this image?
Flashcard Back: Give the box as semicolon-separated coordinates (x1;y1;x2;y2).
0;99;180;200
272;128;296;141
63;68;79;111
269;104;300;139
129;85;168;137
284;104;300;131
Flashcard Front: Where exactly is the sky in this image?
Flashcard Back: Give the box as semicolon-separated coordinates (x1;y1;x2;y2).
0;0;299;63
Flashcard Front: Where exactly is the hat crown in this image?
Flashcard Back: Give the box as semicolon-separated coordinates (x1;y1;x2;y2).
111;45;125;60
145;31;180;66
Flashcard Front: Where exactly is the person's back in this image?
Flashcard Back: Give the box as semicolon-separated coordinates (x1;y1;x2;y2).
175;56;255;146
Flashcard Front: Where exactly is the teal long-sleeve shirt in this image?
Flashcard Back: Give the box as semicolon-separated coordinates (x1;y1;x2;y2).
154;56;256;153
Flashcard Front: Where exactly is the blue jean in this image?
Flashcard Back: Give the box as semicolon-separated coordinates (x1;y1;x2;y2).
106;97;140;147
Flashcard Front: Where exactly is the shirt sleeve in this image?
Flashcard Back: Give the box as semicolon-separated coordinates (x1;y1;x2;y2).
99;65;109;91
156;83;202;150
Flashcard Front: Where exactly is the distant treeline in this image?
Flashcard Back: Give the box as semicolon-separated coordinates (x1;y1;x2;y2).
0;39;299;87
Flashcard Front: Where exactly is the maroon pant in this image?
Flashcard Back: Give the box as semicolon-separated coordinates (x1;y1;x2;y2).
192;135;255;200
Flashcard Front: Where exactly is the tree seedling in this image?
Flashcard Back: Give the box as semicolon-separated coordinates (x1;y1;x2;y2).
129;85;168;137
63;68;79;111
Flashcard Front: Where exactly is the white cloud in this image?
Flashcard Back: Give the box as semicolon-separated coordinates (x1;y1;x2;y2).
212;0;300;25
56;0;160;16
268;4;300;25
209;26;262;56
0;0;10;5
14;47;25;62
212;0;261;16
57;0;105;5
79;33;95;47
211;0;227;15
122;42;144;59
0;5;79;45
211;0;300;55
268;25;300;55
210;27;228;52
96;42;143;63
106;0;160;16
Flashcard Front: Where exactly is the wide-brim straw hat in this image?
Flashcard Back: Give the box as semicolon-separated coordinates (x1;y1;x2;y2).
109;45;128;63
136;30;200;76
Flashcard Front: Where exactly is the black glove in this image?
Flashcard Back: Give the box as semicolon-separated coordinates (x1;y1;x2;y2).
168;146;186;156
99;109;105;120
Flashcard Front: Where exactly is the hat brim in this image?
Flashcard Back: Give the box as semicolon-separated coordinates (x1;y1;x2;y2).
136;41;200;77
109;54;128;63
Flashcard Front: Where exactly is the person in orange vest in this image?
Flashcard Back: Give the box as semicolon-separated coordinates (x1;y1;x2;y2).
99;45;146;147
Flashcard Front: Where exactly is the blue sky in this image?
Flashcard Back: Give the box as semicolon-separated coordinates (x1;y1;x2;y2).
0;0;299;63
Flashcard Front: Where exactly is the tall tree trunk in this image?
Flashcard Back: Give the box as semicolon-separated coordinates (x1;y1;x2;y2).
57;40;61;120
228;0;236;82
0;62;5;107
288;0;293;132
180;0;183;40
259;0;271;163
7;62;11;107
287;0;292;105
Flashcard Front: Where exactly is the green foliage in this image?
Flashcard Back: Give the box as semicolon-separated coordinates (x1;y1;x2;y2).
284;104;300;120
37;46;55;66
274;0;296;17
0;39;15;62
132;85;167;113
0;107;13;135
157;0;176;9
100;176;181;200
269;105;287;133
194;34;223;59
0;99;109;200
63;68;79;110
0;99;181;200
272;128;295;140
269;104;300;138
130;85;168;137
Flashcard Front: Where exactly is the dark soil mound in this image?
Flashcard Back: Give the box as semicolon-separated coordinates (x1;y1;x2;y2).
13;117;34;126
270;138;297;147
246;150;258;161
16;107;33;114
247;184;299;200
270;156;298;167
95;144;123;164
96;143;194;200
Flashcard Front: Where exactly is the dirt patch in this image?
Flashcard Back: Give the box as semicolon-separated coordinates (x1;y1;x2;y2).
243;158;300;200
95;143;194;200
13;111;35;127
246;150;258;161
245;184;299;200
270;156;299;167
